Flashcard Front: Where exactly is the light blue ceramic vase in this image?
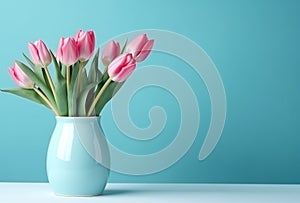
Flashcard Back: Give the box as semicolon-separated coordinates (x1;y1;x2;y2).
46;116;110;196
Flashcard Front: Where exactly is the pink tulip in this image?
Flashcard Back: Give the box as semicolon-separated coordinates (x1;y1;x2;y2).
125;34;154;62
56;37;79;66
74;30;95;61
28;40;52;67
108;53;136;82
101;40;120;67
8;62;34;89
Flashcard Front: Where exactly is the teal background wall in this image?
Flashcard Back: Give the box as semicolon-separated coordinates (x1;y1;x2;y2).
0;0;300;183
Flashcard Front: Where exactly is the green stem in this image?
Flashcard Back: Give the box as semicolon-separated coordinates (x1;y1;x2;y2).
77;62;84;95
66;65;71;92
44;67;57;103
34;87;59;115
66;65;71;116
87;78;112;116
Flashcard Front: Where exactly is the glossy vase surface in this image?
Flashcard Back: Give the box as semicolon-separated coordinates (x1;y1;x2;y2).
46;116;110;196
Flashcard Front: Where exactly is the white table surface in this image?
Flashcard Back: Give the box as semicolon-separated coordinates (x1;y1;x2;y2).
1;182;300;203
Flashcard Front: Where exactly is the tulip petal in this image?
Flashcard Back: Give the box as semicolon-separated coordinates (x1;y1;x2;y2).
126;34;148;57
8;63;34;89
108;53;136;82
28;42;40;65
28;40;52;67
136;39;154;62
75;30;95;61
37;40;51;66
101;40;120;66
56;37;79;66
125;34;154;62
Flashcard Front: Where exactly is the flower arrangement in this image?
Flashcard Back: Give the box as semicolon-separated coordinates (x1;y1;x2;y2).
2;30;154;116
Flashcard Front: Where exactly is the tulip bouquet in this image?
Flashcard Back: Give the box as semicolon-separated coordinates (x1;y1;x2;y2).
2;30;154;116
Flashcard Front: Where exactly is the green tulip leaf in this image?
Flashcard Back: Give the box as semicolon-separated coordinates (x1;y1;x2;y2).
95;81;122;115
88;49;102;83
50;50;64;81
22;53;46;84
67;62;81;116
42;68;52;91
55;80;68;116
120;39;128;54
71;62;80;88
16;60;57;109
81;68;89;90
49;50;68;116
77;82;98;116
1;88;50;109
22;53;36;68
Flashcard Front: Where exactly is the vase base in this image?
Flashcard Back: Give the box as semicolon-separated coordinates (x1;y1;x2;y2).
53;192;104;197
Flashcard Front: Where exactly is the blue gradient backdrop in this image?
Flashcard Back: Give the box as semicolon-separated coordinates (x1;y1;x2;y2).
0;0;300;183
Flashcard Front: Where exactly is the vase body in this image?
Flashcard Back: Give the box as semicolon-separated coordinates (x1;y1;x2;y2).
46;116;110;196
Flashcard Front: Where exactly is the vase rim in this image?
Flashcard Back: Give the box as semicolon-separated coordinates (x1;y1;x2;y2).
55;116;100;119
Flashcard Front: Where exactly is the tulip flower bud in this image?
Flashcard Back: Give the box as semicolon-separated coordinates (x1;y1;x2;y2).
74;30;95;61
101;40;120;67
56;37;79;66
125;34;154;62
28;40;52;67
108;53;136;82
8;62;34;89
